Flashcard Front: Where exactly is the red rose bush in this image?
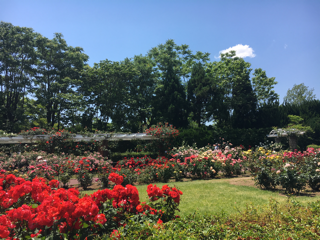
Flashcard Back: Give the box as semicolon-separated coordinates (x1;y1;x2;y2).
0;171;182;239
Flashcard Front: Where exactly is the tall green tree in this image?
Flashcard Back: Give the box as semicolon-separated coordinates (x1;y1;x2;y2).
231;74;257;128
187;62;213;126
206;51;257;128
125;55;157;131
80;59;138;131
252;68;279;106
284;83;316;105
0;22;37;132
148;39;209;128
33;33;88;129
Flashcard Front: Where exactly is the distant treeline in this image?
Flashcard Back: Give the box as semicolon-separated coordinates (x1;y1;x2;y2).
1;22;319;149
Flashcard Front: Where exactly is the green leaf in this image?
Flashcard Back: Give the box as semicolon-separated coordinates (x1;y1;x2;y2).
31;203;38;208
82;222;89;228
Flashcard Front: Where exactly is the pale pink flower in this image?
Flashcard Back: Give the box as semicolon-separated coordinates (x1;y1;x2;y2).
284;163;291;168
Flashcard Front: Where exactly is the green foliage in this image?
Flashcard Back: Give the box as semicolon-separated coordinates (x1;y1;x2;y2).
303;154;320;191
308;144;320;149
117;167;138;186
252;68;279;106
144;122;179;156
33;32;88;129
206;51;270;128
76;166;93;190
245;146;320;194
59;172;72;188
0;22;37;132
124;55;158;132
117;196;320;239
284;83;316;105
276;164;308;193
187;62;214;126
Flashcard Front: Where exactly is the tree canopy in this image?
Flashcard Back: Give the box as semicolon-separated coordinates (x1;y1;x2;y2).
284;83;316;105
3;21;317;140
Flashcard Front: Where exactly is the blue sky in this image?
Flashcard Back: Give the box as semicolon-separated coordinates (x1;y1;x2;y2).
1;0;319;102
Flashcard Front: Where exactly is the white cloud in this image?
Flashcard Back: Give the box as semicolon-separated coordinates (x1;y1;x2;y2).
284;44;288;49
219;44;256;58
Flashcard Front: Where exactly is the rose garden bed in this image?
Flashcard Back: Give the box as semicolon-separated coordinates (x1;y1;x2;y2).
1;136;320;238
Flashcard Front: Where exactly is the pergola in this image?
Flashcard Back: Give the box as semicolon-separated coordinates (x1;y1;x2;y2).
267;129;305;151
0;133;156;144
0;133;157;156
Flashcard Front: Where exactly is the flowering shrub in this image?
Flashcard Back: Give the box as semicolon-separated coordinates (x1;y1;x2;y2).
245;147;320;193
276;162;308;193
42;129;75;154
5;144;320;194
0;171;183;239
171;143;244;179
98;164;111;188
145;122;179;155
27;162;57;181
304;155;320;190
146;184;183;222
19;127;48;136
75;157;93;190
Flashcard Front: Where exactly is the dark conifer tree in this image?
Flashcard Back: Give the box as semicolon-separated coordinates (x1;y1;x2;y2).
160;62;188;128
187;62;211;126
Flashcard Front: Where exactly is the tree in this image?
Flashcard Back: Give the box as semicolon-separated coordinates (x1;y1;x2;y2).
125;55;157;131
229;55;257;129
148;39;209;128
162;61;188;128
206;51;257;128
80;59;138;131
251;68;279;128
187;62;212;126
33;33;88;129
284;83;316;105
252;68;279;106
231;73;257;128
0;22;37;132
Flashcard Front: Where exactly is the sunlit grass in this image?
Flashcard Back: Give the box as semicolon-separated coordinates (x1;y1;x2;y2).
83;178;320;217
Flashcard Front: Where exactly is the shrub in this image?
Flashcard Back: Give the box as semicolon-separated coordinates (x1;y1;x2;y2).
0;171;183;239
75;157;93;190
276;163;308;193
245;146;320;193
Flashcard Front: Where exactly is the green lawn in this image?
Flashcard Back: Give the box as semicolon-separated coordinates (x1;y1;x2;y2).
84;178;320;217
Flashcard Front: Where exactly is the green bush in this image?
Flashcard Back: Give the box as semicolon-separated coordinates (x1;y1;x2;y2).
276;163;308;193
307;144;320;149
174;126;272;150
245;146;320;194
97;199;320;239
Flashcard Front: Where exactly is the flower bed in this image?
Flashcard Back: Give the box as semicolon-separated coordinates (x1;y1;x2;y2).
0;142;247;189
0;172;182;239
2;142;320;194
244;147;320;193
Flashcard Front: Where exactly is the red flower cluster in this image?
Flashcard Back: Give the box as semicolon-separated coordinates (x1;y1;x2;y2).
147;184;183;204
108;173;124;185
0;172;183;239
145;122;179;138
